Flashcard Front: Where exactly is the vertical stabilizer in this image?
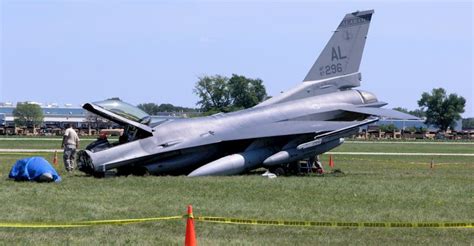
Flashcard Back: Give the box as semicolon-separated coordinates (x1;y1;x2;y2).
303;10;374;82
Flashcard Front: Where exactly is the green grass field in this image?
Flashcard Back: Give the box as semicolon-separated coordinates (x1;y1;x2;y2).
0;139;472;245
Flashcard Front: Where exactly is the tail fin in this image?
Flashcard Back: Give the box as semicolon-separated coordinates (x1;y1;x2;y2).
303;10;374;82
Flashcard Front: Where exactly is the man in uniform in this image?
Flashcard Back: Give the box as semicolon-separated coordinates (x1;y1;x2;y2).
61;124;80;172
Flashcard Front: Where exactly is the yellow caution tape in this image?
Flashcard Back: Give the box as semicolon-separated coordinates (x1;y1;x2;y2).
0;215;472;229
0;223;88;228
0;216;183;228
194;216;474;229
75;216;184;225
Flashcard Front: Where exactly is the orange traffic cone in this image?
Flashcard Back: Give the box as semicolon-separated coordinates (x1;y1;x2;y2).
329;154;334;169
185;205;197;246
52;150;58;167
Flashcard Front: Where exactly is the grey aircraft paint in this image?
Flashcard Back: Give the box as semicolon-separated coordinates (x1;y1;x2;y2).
77;10;418;177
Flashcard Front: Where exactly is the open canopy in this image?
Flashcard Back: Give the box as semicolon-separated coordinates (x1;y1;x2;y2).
83;100;153;134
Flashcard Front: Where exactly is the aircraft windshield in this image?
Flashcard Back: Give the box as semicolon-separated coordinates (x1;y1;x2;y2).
92;100;151;125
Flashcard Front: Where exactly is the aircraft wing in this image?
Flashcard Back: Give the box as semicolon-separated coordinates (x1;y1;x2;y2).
221;119;375;142
338;106;420;120
160;119;377;153
296;118;378;149
154;105;415;153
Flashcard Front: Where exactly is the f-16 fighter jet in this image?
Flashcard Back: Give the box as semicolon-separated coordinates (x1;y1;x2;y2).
78;10;417;177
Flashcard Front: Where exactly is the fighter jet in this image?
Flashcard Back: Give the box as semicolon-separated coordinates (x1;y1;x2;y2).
78;10;417;177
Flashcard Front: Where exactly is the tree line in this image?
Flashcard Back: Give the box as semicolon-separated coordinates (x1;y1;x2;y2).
193;74;267;114
392;88;466;131
136;74;267;115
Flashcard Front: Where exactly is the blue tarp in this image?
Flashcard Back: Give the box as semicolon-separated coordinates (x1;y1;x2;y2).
8;157;61;182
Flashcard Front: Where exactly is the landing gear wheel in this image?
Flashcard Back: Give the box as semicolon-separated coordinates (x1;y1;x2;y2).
269;166;286;176
116;166;133;176
289;161;302;175
272;167;286;176
132;167;150;176
92;172;105;178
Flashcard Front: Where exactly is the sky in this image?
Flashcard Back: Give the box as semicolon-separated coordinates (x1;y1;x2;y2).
1;0;473;117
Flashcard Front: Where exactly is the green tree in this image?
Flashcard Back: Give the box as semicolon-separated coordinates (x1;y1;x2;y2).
462;118;474;130
409;109;425;118
137;103;160;115
157;103;197;113
194;75;232;112
228;74;267;109
158;103;179;112
13;103;44;129
418;88;465;131
138;103;198;115
194;74;268;113
379;124;398;132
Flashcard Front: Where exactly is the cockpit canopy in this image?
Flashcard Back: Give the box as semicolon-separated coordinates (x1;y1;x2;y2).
92;100;151;125
83;100;153;136
82;99;155;152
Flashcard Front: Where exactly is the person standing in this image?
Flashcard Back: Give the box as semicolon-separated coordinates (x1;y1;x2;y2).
61;124;80;172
